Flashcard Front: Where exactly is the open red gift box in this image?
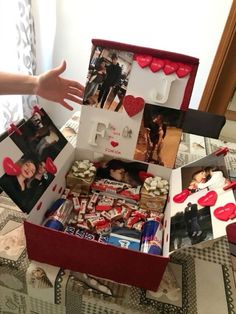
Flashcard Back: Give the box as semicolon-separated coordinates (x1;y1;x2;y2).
3;39;228;291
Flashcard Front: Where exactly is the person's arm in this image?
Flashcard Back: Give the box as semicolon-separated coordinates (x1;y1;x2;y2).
0;61;84;110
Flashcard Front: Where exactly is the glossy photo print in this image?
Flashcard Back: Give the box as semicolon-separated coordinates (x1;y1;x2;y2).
134;103;185;168
83;46;134;111
9;109;67;162
0;155;54;213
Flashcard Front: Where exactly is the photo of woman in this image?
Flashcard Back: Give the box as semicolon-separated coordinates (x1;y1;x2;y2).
0;156;54;213
0;157;38;213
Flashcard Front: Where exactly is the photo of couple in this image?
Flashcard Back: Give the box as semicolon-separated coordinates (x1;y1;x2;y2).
170;153;230;251
83;46;133;112
170;201;212;251
0;109;66;213
0;156;54;213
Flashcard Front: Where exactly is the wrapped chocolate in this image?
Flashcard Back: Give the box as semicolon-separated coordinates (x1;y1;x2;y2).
66;160;96;193
140;176;169;212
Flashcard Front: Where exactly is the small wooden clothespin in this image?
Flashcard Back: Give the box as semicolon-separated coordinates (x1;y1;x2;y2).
224;181;236;191
7;123;22;136
32;105;44;116
215;147;229;156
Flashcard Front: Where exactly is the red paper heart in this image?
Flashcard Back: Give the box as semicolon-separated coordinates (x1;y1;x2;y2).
110;141;119;147
173;189;190;203
150;58;165;73
36;201;42;211
136;55;153;68
58;187;63;194
3;157;21;176
198;191;217;207
45;157;57;174
123;95;144;117
176;63;192;78
214;203;236;221
163;61;179;75
138;171;154;182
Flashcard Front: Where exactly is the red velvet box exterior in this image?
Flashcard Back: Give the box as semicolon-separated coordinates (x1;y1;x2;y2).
24;220;169;291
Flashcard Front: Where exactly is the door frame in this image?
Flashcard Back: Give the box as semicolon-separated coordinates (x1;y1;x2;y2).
198;1;236;117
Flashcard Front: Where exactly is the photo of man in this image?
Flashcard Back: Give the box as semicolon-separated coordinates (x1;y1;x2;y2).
83;46;134;111
134;103;185;168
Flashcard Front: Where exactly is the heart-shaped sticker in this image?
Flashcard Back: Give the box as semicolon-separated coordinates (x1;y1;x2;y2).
214;203;236;221
135;55;153;68
3;157;21;176
173;189;190;203
123;95;144;117
36;201;42;211
163;61;179;75
198;191;217;207
45;157;57;175
176;63;192;78
150;58;165;73
138;171;154;182
110;141;119;147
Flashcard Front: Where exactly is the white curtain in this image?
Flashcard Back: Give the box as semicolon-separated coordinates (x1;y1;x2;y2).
0;0;37;135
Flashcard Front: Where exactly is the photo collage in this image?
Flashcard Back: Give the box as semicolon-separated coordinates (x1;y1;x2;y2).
79;43;193;169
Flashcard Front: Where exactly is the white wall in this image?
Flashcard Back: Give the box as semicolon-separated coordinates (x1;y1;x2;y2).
33;0;233;127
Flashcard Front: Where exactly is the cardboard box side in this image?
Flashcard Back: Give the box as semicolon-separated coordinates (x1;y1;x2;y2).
24;220;169;291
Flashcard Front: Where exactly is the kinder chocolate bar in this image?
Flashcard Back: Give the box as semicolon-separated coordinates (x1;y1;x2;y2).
80;199;88;214
96;195;115;211
91;178;131;193
126;216;140;228
87;216;107;228
72;197;80;212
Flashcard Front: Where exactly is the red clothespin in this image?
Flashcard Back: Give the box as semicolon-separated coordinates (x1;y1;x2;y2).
223;181;236;191
32;105;44;116
7;123;22;136
215;147;229;156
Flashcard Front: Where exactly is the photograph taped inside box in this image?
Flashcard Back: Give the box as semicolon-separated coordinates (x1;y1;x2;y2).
169;152;236;252
0;108;70;214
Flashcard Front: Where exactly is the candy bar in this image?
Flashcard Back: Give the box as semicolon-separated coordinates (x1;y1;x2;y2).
87;216;107;228
80;199;88;214
95;221;111;234
72;197;80;212
96;195;114;211
91;178;131;193
126;216;140;228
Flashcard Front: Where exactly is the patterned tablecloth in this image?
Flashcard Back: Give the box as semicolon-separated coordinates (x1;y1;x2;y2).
0;116;236;314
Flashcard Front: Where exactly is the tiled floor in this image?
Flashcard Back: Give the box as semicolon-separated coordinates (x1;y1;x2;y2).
219;119;236;143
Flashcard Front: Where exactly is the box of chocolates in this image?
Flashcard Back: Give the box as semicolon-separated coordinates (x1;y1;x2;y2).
0;39;204;291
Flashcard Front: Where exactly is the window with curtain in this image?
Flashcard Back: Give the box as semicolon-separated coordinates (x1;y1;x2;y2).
0;0;37;135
